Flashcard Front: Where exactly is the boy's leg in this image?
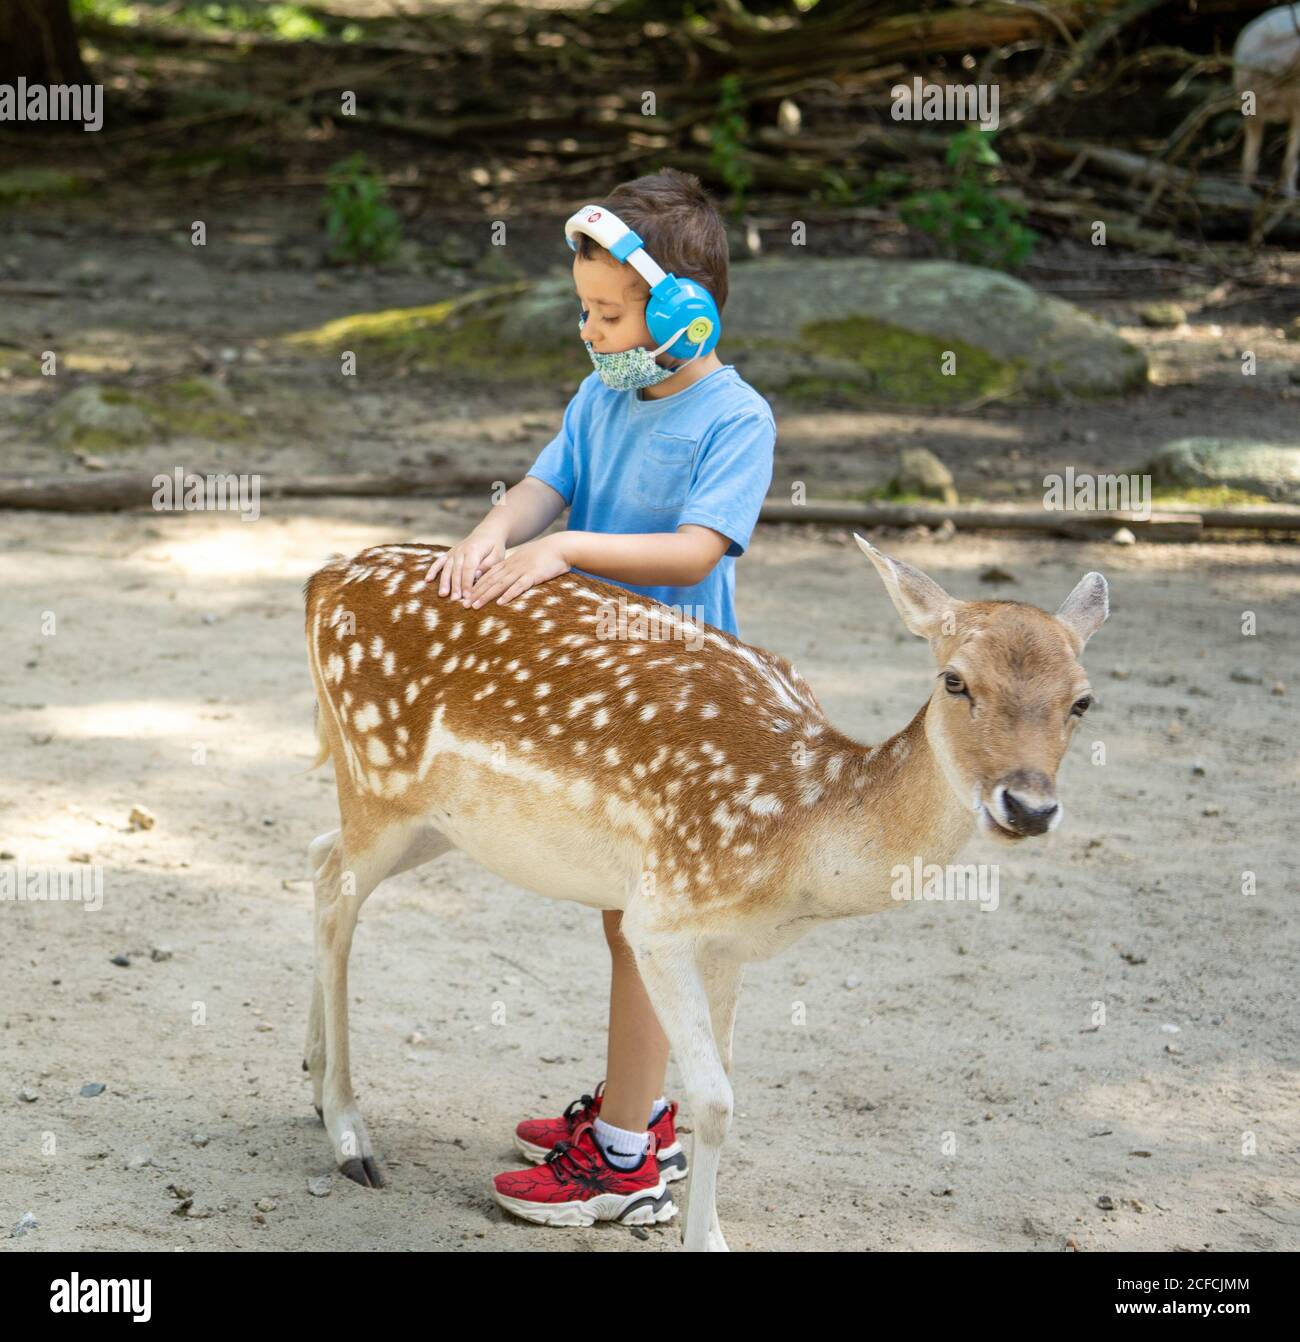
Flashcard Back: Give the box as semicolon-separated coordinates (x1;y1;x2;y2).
600;908;669;1132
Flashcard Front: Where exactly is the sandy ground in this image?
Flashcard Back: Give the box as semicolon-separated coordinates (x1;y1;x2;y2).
1;501;1297;1253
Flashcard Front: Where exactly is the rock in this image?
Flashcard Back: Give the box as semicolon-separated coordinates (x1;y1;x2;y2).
1146;438;1300;503
1139;302;1186;328
1191;761;1206;776
1110;667;1130;680
18;1086;37;1102
128;805;155;831
1110;527;1136;545
307;1175;333;1197
844;974;862;989
890;447;958;504
110;954;130;967
1271;681;1285;696
46;385;153;450
150;946;172;961
1202;804;1221;817
286;258;1147;403
124;1152;154;1171
185;1204;214;1219
11;1211;38;1237
1096;1194;1116;1210
79;1082;106;1097
1229;668;1263;684
192;1133;210;1148
167;1183;193;1200
255;1197;277;1213
933;517;957;541
979;566;1016;584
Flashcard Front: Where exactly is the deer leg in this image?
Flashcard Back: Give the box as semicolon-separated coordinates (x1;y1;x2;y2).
626;930;734;1252
700;952;744;1079
312;822;452;1187
303;829;340;1120
1242;115;1264;188
303;825;452;1122
1282;109;1300;199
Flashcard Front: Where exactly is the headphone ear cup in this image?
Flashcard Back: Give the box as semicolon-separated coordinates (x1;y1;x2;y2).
646;277;722;358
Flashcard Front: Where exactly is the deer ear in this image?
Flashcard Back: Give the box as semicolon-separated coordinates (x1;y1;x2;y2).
1056;571;1109;649
853;533;960;640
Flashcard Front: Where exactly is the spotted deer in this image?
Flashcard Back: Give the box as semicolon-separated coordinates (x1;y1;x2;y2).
1235;3;1300;198
301;535;1108;1251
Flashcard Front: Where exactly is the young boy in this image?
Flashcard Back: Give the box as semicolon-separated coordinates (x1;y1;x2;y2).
426;167;775;1225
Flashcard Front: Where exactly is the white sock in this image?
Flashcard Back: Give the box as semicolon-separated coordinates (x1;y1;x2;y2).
593;1116;649;1170
648;1095;668;1126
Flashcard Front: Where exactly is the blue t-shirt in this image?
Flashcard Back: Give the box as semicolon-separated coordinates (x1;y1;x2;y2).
526;365;775;638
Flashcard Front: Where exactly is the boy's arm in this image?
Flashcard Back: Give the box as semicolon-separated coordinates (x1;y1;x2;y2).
560;526;728;588
475;476;567;548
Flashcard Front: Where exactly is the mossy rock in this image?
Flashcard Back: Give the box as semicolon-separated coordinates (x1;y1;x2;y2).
1147;438;1300;504
45;377;251;449
281;281;588;383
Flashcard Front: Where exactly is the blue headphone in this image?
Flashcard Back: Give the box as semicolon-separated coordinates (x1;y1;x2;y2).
563;203;722;360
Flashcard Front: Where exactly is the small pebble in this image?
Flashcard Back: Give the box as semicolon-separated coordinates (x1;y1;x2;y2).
150;946;173;962
1110;667;1130;680
255;1197;277;1213
79;1082;105;1097
11;1211;38;1238
191;1133;210;1148
307;1175;332;1198
1191;761;1206;777
1096;1194;1115;1210
1202;804;1220;817
18;1086;37;1103
1110;527;1136;546
110;953;130;967
844;974;861;989
1271;681;1285;696
1229;668;1262;685
127;805;155;831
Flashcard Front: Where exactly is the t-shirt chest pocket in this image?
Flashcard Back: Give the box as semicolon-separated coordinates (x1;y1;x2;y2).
634;431;698;511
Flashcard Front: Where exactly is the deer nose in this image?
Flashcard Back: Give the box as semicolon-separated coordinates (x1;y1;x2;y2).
992;776;1061;836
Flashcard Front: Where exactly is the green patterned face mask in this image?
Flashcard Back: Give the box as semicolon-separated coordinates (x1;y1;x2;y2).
579;315;700;391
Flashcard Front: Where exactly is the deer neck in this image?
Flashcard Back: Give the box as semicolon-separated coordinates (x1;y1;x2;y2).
796;701;977;921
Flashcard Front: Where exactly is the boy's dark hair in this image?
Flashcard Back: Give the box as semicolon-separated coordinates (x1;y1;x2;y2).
573;167;730;314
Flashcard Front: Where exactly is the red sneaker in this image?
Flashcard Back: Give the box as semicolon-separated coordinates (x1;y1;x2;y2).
492;1120;678;1227
514;1083;688;1183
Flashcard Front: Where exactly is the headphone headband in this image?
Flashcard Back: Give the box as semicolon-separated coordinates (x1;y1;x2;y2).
564;204;667;291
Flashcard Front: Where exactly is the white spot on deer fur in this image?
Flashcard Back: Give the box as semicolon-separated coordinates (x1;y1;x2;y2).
799;779;824;807
824;753;844;781
370;636;384;659
404;680;420;705
382;650;396;677
604;746;621;766
891;737;910;762
710;801;740;844
353;702;381;732
387;698;400;719
326;653;344;684
514;669;531;681
592;707;610;728
699;703;719;718
396;725;409;744
405;599;421;614
478;616;498;635
409;580;427;594
450;622;463;640
348;642;363;670
443;655;459;673
534;683;551;697
472;682;497;701
422;608;440;631
367;737;391;766
639;703;657;722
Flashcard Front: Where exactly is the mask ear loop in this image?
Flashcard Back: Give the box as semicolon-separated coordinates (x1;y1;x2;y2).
648;327;706;365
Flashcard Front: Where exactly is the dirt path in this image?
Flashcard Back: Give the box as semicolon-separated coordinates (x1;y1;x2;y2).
2;503;1296;1252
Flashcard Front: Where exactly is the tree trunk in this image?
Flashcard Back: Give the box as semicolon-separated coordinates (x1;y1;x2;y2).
0;0;90;86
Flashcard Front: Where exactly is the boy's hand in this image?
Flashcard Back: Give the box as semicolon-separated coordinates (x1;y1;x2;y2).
464;535;571;609
426;533;506;604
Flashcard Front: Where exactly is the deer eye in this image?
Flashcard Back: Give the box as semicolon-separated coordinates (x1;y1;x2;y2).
1070;694;1093;717
943;673;966;696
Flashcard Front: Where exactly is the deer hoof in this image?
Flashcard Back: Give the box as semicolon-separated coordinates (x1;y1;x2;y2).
339;1155;386;1188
